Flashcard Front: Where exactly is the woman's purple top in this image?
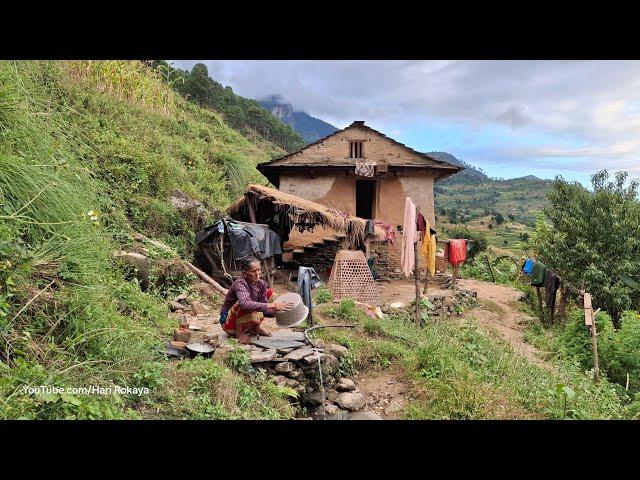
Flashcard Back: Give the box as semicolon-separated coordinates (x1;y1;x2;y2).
221;277;273;316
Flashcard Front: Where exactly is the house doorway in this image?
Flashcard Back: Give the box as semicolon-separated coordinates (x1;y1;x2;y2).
356;180;375;219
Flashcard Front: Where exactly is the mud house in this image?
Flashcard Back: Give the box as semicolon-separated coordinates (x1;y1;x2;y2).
257;121;463;274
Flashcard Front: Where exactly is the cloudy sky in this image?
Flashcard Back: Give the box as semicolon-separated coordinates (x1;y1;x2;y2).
173;60;640;186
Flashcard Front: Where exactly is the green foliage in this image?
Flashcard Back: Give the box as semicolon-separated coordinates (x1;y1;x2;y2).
327;298;363;322
159;62;306;153
0;60;292;419
227;348;252;374
316;309;627;419
444;226;487;259
531;170;640;323
314;287;333;304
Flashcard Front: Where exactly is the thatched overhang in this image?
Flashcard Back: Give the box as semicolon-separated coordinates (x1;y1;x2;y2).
227;184;387;246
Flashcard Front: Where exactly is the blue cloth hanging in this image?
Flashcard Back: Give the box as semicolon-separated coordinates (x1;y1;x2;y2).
522;258;534;275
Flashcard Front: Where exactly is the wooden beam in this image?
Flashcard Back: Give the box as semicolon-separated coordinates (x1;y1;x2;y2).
187;263;228;296
245;193;257;223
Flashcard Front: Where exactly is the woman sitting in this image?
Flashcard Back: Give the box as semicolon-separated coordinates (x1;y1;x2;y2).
219;258;293;344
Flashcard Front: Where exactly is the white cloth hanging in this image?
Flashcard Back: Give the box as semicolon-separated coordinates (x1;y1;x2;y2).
400;197;417;277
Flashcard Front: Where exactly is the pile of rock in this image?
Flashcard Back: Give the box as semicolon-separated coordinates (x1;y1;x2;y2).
426;288;478;318
213;330;366;419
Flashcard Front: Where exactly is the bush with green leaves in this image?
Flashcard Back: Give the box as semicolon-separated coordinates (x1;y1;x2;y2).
444;226;488;259
314;287;333;304
531;170;640;324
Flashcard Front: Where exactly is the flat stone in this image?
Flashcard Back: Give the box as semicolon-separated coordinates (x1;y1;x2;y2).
348;411;384;420
336;378;356;392
275;362;294;374
273;375;288;387
325;343;348;359
325;403;341;415
190;300;207;315
286;369;304;380
335;392;366;411
303;352;326;364
251;338;306;351
250;349;277;363
385;399;404;415
285;378;299;388
302;391;324;408
169;301;186;312
327;390;339;403
175;292;188;302
270;331;306;342
284;346;315;361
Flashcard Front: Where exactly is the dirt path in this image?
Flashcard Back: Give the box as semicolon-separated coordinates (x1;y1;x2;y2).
456;278;552;370
353;368;411;419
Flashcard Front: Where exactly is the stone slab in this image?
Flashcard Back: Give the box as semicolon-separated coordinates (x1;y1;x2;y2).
251;338;306;351
283;346;315;361
250;349;277;363
270;331;306;342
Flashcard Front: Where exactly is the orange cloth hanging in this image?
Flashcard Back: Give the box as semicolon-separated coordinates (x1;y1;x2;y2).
448;239;467;266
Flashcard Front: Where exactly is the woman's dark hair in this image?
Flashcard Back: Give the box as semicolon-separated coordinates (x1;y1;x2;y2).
240;257;260;272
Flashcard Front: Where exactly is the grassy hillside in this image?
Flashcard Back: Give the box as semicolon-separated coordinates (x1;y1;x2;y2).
430;152;551;257
155;61;307;153
0;60;295;419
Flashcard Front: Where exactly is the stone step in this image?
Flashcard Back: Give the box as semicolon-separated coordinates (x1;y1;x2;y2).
323;237;340;243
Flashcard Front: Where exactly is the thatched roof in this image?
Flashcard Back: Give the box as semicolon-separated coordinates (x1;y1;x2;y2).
227;184;387;244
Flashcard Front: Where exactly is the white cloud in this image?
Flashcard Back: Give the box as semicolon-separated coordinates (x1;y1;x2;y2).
171;60;640;177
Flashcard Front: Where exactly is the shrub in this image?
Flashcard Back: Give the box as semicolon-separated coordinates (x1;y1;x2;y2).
314;287;332;304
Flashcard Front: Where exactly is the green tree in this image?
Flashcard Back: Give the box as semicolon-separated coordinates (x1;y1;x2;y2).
531;170;640;324
495;213;505;225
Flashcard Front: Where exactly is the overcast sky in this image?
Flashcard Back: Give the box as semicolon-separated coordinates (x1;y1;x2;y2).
173;60;640;186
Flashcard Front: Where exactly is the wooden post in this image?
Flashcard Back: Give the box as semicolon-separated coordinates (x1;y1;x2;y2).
536;287;545;323
484;255;496;283
414;205;421;325
245;193;273;287
452;264;459;286
414;237;421;325
584;293;600;384
558;285;568;320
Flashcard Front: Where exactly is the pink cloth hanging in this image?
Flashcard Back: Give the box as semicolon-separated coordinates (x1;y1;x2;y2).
400;197;417;277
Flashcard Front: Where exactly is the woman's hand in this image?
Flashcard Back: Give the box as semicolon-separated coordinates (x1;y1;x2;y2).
271;301;295;312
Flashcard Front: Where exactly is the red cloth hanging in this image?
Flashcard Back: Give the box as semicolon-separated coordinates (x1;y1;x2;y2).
448;239;467;265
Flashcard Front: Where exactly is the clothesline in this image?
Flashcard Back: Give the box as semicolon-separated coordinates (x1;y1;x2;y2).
505;252;584;298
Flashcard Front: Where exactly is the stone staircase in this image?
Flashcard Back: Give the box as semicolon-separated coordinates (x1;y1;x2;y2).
282;234;347;273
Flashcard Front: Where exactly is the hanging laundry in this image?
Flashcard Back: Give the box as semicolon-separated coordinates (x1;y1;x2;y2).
365;219;375;236
420;218;436;276
522;258;534;276
448;239;467;266
400;197;417;277
416;212;426;238
374;221;397;244
530;260;547;287
544;269;560;312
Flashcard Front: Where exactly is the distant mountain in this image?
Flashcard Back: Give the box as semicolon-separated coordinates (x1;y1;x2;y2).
258;95;338;144
428;151;490;186
430;152;551;227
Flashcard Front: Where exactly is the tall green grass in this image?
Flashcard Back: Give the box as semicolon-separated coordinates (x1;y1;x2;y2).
0;60;293;419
